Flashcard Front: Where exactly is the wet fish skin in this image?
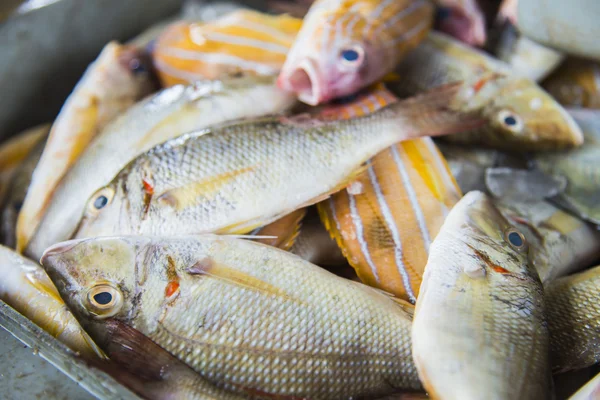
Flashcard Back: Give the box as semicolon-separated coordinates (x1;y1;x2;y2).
17;42;157;253
279;0;434;105
25;76;297;260
494;199;600;284
412;191;550;400
389;32;583;151
436;142;526;194
101;320;248;400
70;83;482;240
41;235;421;399
546;265;600;373
0;245;102;358
533;108;600;225
0;124;50;204
0;134;47;248
319;137;461;304
543;58;600;109
154;9;302;86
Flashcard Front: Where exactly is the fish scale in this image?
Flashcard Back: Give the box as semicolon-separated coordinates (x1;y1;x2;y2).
72;84;480;240
546;264;600;373
388;31;583;151
412;191;550;399
41;235;421;398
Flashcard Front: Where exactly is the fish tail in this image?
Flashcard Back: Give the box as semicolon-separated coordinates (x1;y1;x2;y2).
386;82;485;139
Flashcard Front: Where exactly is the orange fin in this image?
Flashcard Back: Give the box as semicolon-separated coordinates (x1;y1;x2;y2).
251;208;306;250
187;257;294;300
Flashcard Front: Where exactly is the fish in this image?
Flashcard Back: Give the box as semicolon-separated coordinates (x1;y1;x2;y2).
568;371;600;400
69;83;482;241
532;108;600;225
153;9;302;86
290;208;346;266
543;58;600;109
0;245;102;358
16;42;157;253
318;137;462;304
516;0;600;62
41;234;421;398
278;0;434;105
412;191;550;399
494;199;600;283
492;22;564;82
24;76;297;260
433;0;486;46
388;32;583;151
546;264;600;373
436;142;526;194
99;320;248;400
438;145;600;283
0;134;46;248
249;208;306;250
485;167;567;203
0;124;49;204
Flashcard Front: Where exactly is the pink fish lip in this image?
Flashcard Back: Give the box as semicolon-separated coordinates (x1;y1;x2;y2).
279;58;325;106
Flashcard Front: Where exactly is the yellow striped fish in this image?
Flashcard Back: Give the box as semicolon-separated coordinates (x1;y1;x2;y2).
153;9;302;87
316;84;462;303
279;0;434;105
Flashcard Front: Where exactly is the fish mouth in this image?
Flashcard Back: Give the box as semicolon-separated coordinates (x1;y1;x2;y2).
280;58;324;106
40;238;89;266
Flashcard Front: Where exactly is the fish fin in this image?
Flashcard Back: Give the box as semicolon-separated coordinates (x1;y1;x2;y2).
103;320;176;381
486;167;567;202
187;257;293;299
301;164;370;208
388;82;486;139
251;208;306;250
156;165;257;211
98;320;213;400
390;297;416;319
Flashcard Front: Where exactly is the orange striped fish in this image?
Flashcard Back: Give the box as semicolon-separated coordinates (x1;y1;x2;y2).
153;9;302;87
316;85;462;303
278;0;434;105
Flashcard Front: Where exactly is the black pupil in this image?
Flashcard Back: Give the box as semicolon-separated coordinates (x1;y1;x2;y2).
508;231;524;247
130;59;146;74
504;115;517;126
341;49;359;62
93;291;113;305
94;195;108;209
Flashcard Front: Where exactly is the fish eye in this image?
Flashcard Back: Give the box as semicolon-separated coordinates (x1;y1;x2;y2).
339;45;364;68
505;228;527;251
497;110;524;132
88;187;114;213
129;58;147;75
85;282;123;319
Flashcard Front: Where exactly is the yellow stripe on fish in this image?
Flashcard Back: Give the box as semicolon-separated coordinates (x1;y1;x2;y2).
153;9;302;86
316;85;462;303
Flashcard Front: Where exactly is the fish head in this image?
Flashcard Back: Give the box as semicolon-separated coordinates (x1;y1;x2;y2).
73;182;129;239
278;12;389;105
39;236;145;343
481;78;583;148
442;191;536;281
102;42;156;98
